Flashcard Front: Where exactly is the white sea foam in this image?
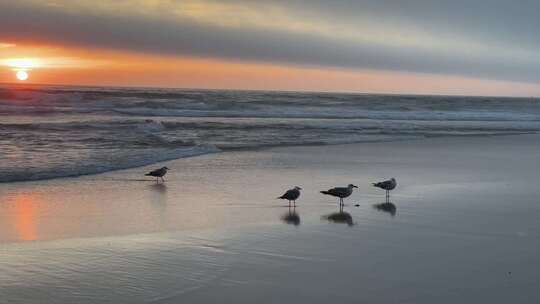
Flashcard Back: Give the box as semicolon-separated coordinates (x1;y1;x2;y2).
0;144;219;183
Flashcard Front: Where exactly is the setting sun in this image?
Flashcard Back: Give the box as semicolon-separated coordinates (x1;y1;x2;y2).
16;70;29;80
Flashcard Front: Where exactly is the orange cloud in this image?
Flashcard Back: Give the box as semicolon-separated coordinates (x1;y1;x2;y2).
1;41;540;97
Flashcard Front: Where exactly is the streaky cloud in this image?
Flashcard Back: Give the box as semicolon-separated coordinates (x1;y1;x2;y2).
1;1;540;83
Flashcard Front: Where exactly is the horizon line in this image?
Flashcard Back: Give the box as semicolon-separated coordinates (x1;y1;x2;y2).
1;81;538;99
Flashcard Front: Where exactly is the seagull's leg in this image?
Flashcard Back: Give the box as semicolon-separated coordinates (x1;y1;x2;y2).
293;200;296;207
161;176;165;183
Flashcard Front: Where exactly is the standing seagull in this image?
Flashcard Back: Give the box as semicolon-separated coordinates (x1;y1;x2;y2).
278;186;302;207
372;178;397;203
145;167;170;183
321;184;358;206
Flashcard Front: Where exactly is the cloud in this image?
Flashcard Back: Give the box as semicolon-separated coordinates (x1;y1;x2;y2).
0;57;106;70
1;0;539;83
0;42;16;48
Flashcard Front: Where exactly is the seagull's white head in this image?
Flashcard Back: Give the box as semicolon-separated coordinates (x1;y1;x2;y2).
294;186;302;190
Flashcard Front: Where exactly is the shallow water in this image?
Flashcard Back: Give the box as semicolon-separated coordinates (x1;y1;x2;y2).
1;135;540;303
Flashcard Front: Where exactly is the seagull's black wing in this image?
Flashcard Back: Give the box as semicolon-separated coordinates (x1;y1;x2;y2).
321;187;348;197
373;180;395;190
146;168;161;176
279;189;300;200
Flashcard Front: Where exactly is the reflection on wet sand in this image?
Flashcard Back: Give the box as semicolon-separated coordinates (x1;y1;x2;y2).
322;205;354;226
281;206;301;226
148;183;168;215
14;194;39;241
149;183;167;193
373;202;397;217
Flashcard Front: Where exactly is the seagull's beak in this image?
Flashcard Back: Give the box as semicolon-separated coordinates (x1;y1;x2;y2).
353;185;358;188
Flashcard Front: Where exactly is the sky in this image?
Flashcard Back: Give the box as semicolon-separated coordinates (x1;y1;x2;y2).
1;0;539;96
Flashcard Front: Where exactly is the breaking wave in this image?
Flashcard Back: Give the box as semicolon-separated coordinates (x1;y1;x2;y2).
1;84;540;182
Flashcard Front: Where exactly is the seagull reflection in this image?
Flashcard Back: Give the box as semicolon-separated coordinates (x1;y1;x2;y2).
149;183;167;193
373;202;397;217
281;206;301;226
322;205;354;226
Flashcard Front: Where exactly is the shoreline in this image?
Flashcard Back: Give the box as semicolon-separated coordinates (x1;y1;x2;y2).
1;131;537;184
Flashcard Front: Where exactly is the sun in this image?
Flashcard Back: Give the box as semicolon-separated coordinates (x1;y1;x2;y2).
2;58;39;81
16;70;29;81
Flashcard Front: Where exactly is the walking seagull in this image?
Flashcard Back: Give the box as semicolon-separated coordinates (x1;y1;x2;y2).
321;184;358;206
372;178;397;203
145;167;170;183
278;186;302;207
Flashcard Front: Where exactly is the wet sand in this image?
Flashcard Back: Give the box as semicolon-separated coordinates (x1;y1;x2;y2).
1;134;540;303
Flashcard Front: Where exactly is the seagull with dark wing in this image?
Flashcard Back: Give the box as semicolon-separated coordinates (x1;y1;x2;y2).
372;178;397;203
145;166;170;183
320;184;358;206
277;186;302;207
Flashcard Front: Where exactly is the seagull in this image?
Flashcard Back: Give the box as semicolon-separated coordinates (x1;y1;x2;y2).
277;186;302;207
321;184;358;206
372;178;397;203
145;167;170;183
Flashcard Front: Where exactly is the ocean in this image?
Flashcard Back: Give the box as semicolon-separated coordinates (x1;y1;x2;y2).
1;84;539;182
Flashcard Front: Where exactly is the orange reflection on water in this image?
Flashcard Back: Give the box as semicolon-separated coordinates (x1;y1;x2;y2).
13;194;38;241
